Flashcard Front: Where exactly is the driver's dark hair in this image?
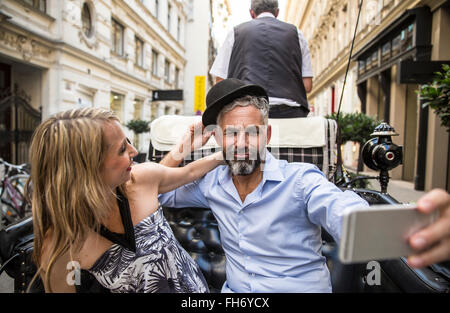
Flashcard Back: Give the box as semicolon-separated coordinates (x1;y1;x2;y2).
251;0;278;16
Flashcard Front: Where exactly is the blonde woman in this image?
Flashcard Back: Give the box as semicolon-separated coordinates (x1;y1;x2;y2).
29;108;220;293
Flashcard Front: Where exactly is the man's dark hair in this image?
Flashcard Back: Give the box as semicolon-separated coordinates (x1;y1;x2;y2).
251;0;279;16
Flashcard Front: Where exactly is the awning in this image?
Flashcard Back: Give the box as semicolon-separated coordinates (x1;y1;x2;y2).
353;6;433;84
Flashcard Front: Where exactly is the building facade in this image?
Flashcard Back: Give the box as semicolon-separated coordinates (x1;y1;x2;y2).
286;0;450;192
182;0;230;115
0;0;188;161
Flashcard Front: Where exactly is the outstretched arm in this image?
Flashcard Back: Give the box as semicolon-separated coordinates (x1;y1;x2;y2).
157;151;223;194
136;121;222;194
132;152;222;195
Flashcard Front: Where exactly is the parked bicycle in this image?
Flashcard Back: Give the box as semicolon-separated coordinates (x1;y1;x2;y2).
0;158;31;230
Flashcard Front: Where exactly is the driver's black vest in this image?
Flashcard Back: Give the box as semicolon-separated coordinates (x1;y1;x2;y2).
227;17;309;110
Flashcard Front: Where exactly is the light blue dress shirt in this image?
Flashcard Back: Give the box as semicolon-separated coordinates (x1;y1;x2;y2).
158;151;369;292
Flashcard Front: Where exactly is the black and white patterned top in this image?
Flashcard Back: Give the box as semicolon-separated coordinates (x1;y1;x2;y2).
88;190;209;293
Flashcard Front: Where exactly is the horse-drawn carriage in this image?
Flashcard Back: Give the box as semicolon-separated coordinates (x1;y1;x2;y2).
0;115;449;293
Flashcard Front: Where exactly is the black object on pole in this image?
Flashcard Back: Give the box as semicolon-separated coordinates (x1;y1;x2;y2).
414;99;429;191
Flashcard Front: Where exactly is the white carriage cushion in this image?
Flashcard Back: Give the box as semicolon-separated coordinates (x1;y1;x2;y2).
150;115;327;151
150;115;219;151
267;116;326;148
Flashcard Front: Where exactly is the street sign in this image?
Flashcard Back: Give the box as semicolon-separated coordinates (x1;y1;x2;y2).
152;90;183;101
194;76;205;114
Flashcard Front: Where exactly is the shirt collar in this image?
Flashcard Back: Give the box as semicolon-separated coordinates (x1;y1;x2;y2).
261;150;284;182
257;12;276;19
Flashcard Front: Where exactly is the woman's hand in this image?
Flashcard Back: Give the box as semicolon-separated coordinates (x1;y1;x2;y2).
161;122;214;167
180;121;214;154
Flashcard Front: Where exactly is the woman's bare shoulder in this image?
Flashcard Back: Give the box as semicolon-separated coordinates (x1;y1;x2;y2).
129;162;165;186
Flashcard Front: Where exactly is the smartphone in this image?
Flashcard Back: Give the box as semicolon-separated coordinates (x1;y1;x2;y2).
338;204;439;264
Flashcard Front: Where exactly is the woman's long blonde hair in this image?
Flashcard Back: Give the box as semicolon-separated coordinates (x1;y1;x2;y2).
28;107;120;292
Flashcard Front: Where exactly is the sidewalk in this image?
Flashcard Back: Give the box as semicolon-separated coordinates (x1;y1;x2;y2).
0;272;13;293
364;178;426;203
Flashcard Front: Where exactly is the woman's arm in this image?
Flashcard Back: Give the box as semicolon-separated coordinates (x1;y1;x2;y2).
132;152;223;194
158;151;223;194
134;121;222;193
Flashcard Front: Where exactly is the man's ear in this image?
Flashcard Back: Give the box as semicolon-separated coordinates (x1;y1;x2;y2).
250;9;257;19
266;124;272;146
274;9;279;18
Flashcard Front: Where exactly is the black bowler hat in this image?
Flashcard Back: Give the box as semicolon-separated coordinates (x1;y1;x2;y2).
202;78;268;126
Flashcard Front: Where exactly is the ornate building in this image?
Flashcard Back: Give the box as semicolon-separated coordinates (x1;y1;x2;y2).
0;0;188;160
286;0;450;192
182;0;230;116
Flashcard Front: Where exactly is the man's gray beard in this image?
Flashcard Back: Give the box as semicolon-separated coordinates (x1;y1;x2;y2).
223;151;262;176
227;160;260;176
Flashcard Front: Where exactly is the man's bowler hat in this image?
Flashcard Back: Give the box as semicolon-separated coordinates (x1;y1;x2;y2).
202;78;268;126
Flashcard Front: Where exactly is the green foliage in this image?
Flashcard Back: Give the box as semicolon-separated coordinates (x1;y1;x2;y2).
418;64;450;132
125;119;150;135
326;112;381;145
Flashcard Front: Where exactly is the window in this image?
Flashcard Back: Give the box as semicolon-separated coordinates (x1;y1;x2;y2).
155;0;159;19
174;67;180;88
391;34;401;57
112;18;124;56
151;103;158;121
167;3;172;32
135;37;144;67
381;42;391;63
358;60;366;75
134;99;144;120
81;3;93;38
133;98;144;149
164;60;170;82
177;17;181;42
152;50;159;76
110;92;124;122
23;0;46;13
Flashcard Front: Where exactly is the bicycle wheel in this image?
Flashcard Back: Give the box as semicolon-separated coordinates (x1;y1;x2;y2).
0;182;18;228
0;198;20;225
8;174;29;197
1;174;31;220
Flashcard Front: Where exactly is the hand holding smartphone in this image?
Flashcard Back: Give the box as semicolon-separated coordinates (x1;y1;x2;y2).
339;204;439;264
